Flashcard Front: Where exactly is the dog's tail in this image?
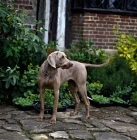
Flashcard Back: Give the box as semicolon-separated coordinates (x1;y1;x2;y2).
83;57;110;68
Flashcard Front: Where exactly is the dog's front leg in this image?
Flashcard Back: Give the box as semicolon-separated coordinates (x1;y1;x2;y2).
50;89;59;124
37;88;45;121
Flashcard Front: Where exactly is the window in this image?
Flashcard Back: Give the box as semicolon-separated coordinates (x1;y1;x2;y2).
72;0;137;15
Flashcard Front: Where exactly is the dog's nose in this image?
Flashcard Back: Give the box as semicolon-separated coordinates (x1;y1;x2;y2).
61;61;73;69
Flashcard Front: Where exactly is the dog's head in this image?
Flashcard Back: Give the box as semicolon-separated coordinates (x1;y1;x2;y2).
47;51;73;69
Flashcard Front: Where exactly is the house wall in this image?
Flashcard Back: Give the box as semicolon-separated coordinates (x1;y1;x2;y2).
72;13;137;49
3;0;37;29
2;0;137;50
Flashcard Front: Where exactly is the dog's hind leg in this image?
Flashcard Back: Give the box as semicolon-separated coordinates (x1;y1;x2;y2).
37;88;45;121
68;80;80;116
77;84;90;119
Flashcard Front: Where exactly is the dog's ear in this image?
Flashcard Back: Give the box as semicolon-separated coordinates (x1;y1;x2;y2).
47;55;56;68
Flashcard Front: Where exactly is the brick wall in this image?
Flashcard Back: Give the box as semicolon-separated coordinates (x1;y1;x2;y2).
72;13;137;49
3;0;37;29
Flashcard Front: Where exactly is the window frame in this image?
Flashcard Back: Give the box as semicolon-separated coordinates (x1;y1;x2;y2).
72;0;137;16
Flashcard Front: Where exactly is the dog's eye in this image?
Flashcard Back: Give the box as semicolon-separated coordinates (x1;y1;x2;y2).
62;55;64;59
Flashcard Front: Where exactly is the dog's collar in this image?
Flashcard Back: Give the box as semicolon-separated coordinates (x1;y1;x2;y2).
43;70;57;78
42;61;60;78
43;66;61;77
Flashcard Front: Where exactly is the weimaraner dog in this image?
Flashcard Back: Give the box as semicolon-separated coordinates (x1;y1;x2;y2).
37;51;109;124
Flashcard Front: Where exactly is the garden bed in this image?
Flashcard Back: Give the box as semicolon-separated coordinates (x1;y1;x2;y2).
90;100;113;108
15;104;34;111
33;103;67;114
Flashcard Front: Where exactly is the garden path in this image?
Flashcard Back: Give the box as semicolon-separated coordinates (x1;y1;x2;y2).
0;104;137;140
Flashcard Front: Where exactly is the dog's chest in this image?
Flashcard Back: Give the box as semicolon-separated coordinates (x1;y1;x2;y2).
43;76;55;89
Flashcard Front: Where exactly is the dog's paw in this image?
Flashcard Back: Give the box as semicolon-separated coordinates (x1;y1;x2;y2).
36;116;43;121
70;111;78;116
49;117;56;124
83;114;90;119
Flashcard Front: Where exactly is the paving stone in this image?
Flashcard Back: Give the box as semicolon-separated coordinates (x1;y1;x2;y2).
31;134;49;140
49;131;69;139
80;118;105;128
127;112;137;118
3;123;22;132
63;118;83;125
20;119;51;131
10;110;24;115
87;127;111;132
14;113;31;120
0;132;30;140
68;130;93;140
104;116;134;123
0;106;16;113
90;119;105;128
1;105;137;140
93;132;131;140
0;120;6;126
127;130;137;139
129;106;137;112
48;121;83;131
0;114;11;120
0;129;7;134
102;120;137;133
30;128;52;134
57;111;83;119
85;123;94;128
6;119;16;124
130;119;137;125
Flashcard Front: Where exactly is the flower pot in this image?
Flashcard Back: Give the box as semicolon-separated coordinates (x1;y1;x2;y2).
90;100;113;108
15;104;34;111
33;102;67;114
112;101;129;108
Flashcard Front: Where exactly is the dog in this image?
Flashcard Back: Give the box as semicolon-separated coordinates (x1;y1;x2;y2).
37;51;109;124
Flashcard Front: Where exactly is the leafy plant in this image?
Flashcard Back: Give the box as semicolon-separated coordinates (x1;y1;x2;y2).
114;26;137;73
0;1;46;68
65;40;107;64
59;82;74;106
13;97;33;106
0;1;48;104
110;96;127;104
44;89;54;108
1;65;20;89
87;81;103;96
0;65;20;104
19;64;39;93
111;84;134;98
91;95;110;104
24;91;40;102
130;92;137;105
90;55;136;96
44;89;66;108
109;83;135;104
11;63;39;100
42;40;58;59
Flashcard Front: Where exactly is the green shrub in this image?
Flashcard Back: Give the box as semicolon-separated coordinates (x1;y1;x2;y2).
130;92;137;105
89;56;136;96
110;97;127;104
10;63;39;100
44;89;54;107
59;82;74;106
114;26;137;73
0;1;45;68
65;40;107;64
12;97;34;106
87;81;103;96
0;1;49;104
91;95;110;103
